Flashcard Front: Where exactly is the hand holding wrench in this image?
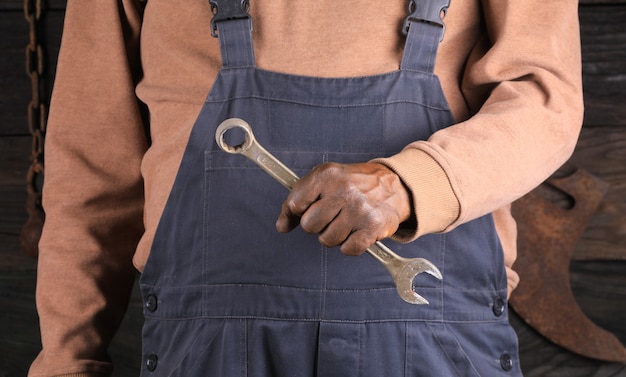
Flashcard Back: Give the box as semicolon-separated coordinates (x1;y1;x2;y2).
215;118;442;304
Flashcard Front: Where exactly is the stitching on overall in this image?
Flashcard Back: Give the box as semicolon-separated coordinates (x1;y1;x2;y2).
357;323;363;377
320;152;330;320
320;246;327;320
440;232;447;318
426;322;482;377
205;94;451;112
241;318;248;377
182;318;228;375
404;322;409;377
203;152;212;318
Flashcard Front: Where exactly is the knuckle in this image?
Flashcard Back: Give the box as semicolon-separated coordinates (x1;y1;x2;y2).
318;233;336;248
318;161;341;173
340;242;361;256
344;244;365;256
366;210;387;230
299;217;317;234
314;162;343;181
343;181;362;199
341;232;373;256
284;199;303;216
350;202;382;229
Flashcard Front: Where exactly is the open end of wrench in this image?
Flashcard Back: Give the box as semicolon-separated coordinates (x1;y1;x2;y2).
395;259;443;305
215;118;254;155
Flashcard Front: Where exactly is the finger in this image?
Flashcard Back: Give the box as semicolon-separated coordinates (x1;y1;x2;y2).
316;209;353;248
299;196;343;235
339;229;378;256
275;178;322;233
337;208;400;255
276;200;302;233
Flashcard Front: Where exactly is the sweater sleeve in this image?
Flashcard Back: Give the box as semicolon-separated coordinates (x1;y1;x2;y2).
376;0;583;240
28;1;147;376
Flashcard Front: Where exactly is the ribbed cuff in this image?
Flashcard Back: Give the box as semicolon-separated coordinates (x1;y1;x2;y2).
371;147;459;242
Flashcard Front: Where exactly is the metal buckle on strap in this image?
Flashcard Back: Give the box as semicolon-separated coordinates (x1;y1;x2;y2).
210;0;251;37
402;0;451;39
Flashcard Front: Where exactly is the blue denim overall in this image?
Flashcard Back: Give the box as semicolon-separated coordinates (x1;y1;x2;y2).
139;3;522;376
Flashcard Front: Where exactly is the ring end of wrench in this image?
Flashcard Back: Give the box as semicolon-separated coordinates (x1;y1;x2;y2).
216;118;255;154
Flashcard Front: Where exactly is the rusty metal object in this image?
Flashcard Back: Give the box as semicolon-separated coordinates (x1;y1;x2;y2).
510;168;626;362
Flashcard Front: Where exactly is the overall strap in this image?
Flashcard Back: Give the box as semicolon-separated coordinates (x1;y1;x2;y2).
210;0;255;69
400;0;451;73
209;0;449;72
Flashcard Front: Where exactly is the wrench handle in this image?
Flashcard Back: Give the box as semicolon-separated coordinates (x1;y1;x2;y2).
248;147;300;191
366;242;402;267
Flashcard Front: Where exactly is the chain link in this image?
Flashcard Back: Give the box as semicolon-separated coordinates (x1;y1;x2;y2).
21;0;47;258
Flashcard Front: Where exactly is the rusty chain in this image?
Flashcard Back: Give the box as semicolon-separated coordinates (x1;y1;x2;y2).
21;0;47;258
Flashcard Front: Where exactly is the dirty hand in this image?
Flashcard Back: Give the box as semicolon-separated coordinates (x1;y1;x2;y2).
275;162;412;256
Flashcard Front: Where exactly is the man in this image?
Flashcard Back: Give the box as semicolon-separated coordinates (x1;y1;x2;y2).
30;0;583;376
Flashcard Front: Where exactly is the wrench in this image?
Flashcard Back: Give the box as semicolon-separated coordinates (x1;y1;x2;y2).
215;118;442;305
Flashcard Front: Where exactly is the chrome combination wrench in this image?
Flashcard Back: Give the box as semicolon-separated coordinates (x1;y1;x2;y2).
215;118;442;304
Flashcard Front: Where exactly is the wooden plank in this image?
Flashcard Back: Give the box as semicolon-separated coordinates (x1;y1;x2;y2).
0;136;37;271
566;127;626;260
0;10;64;136
0;12;31;136
0;272;41;377
0;136;31;186
513;309;626;376
0;0;66;11
0;183;36;272
571;261;626;344
579;5;626;126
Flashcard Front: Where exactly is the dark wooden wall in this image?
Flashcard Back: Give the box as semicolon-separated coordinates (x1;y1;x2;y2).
1;0;625;376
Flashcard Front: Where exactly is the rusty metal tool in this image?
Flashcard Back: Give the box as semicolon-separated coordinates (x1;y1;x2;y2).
215;118;443;305
510;168;626;362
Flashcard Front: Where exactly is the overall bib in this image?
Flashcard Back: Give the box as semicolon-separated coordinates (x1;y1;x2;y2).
139;2;522;376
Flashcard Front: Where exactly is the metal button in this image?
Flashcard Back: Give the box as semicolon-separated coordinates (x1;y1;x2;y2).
500;353;513;371
493;297;505;317
145;294;158;312
146;353;158;372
